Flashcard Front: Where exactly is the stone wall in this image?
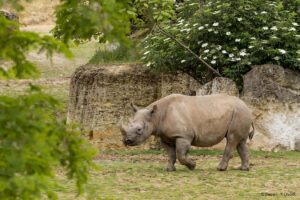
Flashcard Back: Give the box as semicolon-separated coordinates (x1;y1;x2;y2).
242;64;300;151
67;64;200;150
68;63;300;151
195;64;300;151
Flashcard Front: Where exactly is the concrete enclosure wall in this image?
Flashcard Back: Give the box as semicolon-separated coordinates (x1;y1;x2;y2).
68;64;300;151
67;64;200;150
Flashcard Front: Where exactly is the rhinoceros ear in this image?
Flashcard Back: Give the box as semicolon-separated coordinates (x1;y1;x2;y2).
130;103;138;113
149;104;157;116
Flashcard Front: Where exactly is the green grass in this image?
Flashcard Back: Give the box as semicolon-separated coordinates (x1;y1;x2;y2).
88;43;141;65
56;150;300;200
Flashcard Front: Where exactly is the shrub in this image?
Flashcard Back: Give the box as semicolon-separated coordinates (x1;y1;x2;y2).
88;43;141;64
0;86;97;199
142;0;300;88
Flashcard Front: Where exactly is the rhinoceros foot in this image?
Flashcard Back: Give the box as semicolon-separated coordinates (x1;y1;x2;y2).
164;166;176;172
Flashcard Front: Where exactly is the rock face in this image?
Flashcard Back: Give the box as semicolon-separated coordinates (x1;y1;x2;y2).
195;65;300;151
242;64;300;151
68;63;299;151
196;77;239;96
67;64;200;150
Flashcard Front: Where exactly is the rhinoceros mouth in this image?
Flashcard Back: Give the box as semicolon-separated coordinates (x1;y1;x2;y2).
123;139;136;146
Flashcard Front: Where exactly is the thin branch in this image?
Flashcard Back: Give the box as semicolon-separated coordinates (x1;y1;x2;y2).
156;24;223;77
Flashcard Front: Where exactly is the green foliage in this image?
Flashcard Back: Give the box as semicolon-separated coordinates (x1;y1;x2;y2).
0;86;97;199
52;0;132;44
0;1;97;199
88;43;141;64
142;0;300;88
129;0;175;30
0;16;72;79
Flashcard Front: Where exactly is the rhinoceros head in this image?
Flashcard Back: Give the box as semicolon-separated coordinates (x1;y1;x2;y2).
120;103;157;146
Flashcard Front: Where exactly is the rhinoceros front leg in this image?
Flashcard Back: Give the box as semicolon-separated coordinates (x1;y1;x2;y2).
162;142;176;171
176;138;196;170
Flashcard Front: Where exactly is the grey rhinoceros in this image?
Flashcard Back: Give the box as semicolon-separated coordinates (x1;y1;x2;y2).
120;94;254;171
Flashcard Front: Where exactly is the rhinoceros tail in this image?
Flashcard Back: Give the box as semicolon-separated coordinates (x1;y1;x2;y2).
249;122;255;140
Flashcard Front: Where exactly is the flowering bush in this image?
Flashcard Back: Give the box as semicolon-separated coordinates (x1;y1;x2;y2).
142;0;300;88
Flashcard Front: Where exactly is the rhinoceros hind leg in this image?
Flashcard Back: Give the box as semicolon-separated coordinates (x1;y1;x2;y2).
217;140;237;171
237;138;251;171
176;138;196;170
162;142;176;172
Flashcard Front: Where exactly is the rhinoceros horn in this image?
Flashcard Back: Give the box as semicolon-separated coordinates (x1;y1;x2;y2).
119;117;127;135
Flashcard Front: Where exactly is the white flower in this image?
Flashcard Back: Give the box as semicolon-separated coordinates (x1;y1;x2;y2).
184;24;189;27
240;52;247;56
289;27;296;31
237;18;242;22
292;22;299;26
254;11;258;15
193;23;198;26
214;31;218;34
217;45;222;50
249;46;254;49
213;56;217;59
198;26;204;30
273;56;280;60
261;11;267;14
203;57;208;60
205;24;209;27
208;29;213;32
250;37;256;40
204;49;210;53
144;51;150;55
181;60;186;63
229;54;234;58
278;49;287;54
226;32;231;36
247;62;252;65
262;27;269;30
146;62;151;67
202;43;208;47
271;36;278;39
222;50;227;54
213;10;220;15
297;58;300;61
271;26;278;31
141;56;146;60
296;35;300;38
236;58;241;61
211;60;216;64
213;22;219;27
297;50;300;54
164;38;170;41
235;38;241;42
197;41;202;44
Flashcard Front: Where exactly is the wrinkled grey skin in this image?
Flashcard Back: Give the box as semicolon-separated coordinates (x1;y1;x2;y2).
120;94;254;172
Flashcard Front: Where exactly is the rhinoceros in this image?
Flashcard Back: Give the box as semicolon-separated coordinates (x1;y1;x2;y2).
120;94;254;171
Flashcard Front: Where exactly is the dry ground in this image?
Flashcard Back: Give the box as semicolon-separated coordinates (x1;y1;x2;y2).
55;150;300;200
